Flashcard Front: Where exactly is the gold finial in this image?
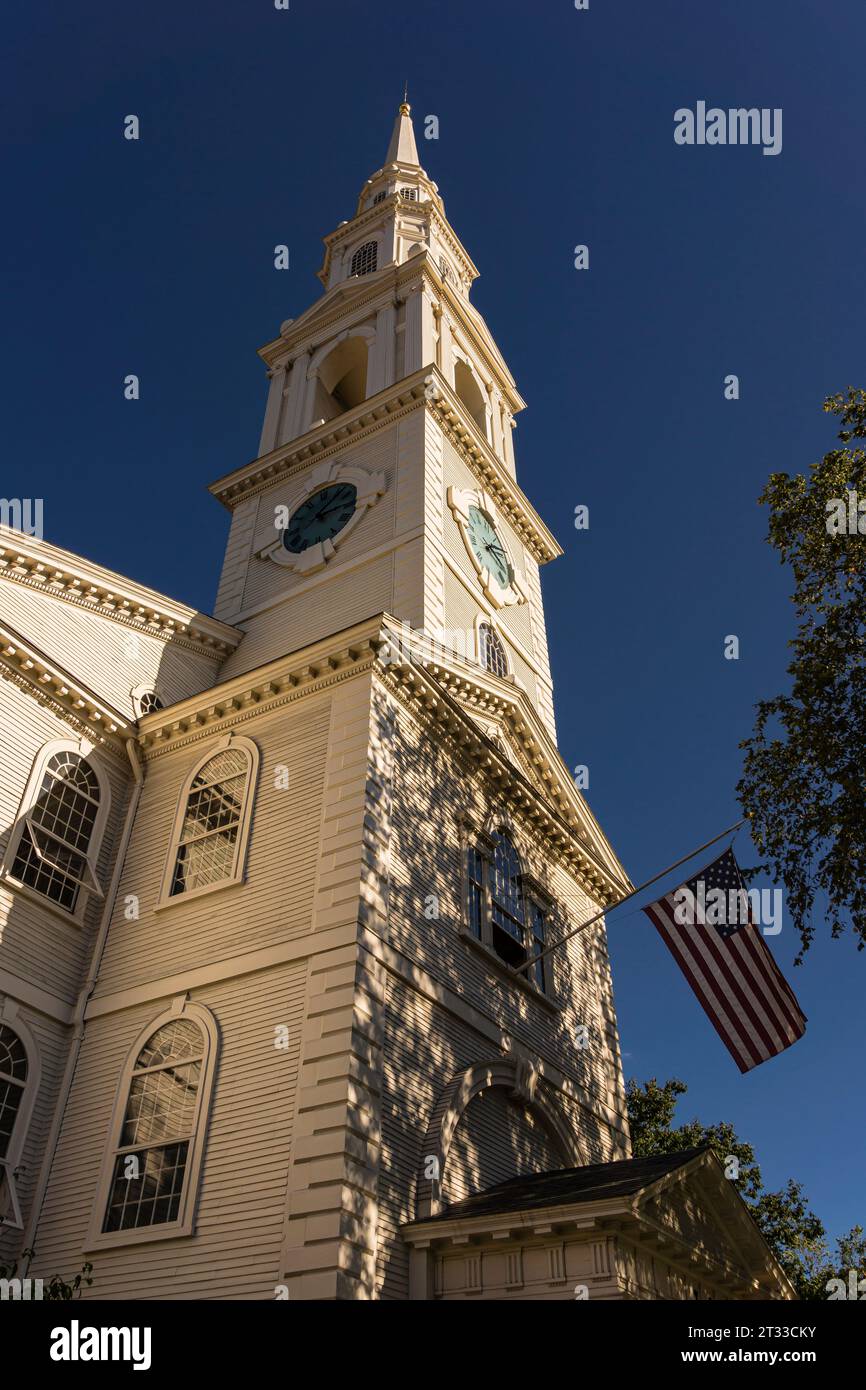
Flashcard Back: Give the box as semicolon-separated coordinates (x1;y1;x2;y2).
400;80;410;116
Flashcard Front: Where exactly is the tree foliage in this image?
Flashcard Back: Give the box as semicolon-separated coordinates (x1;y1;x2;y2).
0;1247;93;1300
626;1076;862;1299
737;388;866;959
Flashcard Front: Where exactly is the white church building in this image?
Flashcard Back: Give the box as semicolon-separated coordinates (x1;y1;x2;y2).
0;103;793;1300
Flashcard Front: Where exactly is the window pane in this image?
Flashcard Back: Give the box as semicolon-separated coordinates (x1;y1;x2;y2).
489;832;524;933
171;826;239;895
0;1025;28;1082
170;751;250;897
350;241;378;276
10;751;101;911
0;1077;25;1159
479;623;508;678
135;1019;203;1071
11;825;80;912
121;1062;201;1148
103;1141;189;1232
530;904;546;991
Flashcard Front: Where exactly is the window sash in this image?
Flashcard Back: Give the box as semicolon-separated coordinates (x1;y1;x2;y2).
23;819;103;894
0;1158;24;1229
102;1140;191;1233
466;839;550;993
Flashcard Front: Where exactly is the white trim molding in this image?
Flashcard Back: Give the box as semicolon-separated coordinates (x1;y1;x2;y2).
85;997;220;1251
256;459;386;577
414;1057;583;1219
447;485;528;610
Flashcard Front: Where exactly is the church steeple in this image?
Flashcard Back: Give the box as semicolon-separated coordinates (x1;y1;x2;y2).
384;98;420;167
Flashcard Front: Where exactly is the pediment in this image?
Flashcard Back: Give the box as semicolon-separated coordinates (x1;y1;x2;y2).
380;622;630;905
634;1152;794;1297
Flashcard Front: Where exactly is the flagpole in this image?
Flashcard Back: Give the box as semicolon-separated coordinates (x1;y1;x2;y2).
513;817;747;977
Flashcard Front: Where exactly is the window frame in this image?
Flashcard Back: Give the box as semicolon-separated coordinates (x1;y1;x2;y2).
0;1009;41;1232
477;620;510;679
86;999;219;1251
156;735;259;910
459;819;554;998
131;684;165;719
0;739;112;925
349;240;378;277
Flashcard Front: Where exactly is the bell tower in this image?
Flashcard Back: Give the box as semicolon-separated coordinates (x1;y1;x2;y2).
211;101;560;740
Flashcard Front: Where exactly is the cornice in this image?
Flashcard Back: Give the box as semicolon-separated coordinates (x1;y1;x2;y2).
420;653;626;889
0;534;239;658
0;619;130;758
259;274;398;367
209;374;429;509
136;617;384;760
209;367;559;567
375;640;626;908
425;372;562;563
261;253;522;415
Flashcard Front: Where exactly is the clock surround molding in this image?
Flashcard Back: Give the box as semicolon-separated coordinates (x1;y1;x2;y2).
447;485;528;610
257;459;387;576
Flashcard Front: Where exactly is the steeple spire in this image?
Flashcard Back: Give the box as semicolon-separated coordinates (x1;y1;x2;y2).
385;94;420;166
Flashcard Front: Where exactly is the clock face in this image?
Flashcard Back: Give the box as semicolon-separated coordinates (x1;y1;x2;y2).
467;506;511;588
282;483;357;554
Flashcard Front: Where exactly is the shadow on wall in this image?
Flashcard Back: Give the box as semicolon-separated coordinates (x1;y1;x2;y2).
366;682;626;1298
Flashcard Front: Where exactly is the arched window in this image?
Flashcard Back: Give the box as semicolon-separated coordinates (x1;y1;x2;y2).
454;359;488;439
90;1004;219;1244
400;186;419;201
161;737;258;904
314;335;370;418
4;744;108;915
350;241;378;277
372;190;388;206
462;824;552;990
0;1018;38;1230
0;1024;28;1160
131;685;164;718
479;622;508;678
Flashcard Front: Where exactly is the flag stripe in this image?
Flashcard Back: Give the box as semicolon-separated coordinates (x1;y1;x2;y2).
643;849;805;1072
667;888;784;1058
645;903;760;1071
738;925;806;1033
730;927;803;1043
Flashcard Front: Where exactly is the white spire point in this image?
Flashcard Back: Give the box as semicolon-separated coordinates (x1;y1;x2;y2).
385;97;420;166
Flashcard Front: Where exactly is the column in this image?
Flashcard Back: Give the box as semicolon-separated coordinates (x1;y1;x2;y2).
366;303;396;396
280;350;311;445
502;408;517;474
258;363;287;456
403;285;436;375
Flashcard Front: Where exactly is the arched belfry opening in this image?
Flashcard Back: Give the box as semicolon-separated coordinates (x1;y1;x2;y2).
312;335;370;423
454;359;488;439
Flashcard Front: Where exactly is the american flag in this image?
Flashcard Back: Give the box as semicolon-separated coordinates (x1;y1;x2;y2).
643;849;806;1073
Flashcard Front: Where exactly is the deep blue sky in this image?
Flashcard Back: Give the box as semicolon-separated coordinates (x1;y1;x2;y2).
5;2;864;1246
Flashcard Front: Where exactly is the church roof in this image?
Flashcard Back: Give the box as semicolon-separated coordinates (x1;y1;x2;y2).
385;100;420;166
414;1148;709;1224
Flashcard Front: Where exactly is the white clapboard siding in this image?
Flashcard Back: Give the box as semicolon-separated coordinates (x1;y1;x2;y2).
92;694;333;997
0;580;221;719
31;961;307;1299
219;556;393;681
0;1007;70;1266
0;676;131;1002
441;1087;566;1206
